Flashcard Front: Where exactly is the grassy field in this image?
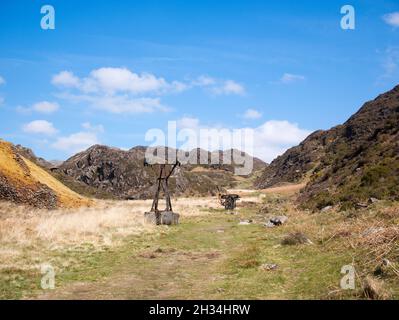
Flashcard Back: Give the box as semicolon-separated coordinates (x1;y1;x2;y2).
1;186;398;300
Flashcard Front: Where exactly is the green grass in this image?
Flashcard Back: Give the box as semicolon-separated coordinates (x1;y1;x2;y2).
2;195;398;299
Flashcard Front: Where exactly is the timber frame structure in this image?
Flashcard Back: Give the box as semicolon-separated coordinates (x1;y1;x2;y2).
144;160;181;225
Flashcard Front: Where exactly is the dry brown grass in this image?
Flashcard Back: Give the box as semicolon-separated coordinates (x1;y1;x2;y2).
260;183;307;195
0;191;264;272
0;200;153;271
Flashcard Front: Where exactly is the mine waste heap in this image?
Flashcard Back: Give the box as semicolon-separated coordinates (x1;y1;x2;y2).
144;160;180;225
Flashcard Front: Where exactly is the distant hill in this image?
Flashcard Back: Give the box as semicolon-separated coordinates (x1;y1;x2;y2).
255;85;399;209
0;140;91;209
57;145;266;200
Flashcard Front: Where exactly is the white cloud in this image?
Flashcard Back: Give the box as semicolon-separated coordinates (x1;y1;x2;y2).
383;12;399;27
174;117;311;162
243;108;262;120
23;120;58;136
377;47;399;83
53;68;247;114
192;75;216;86
255;120;310;145
52;132;99;154
32;101;59;114
59;92;167;114
279;73;306;84
212;80;245;96
81;122;104;133
52;68;188;114
52;68;186;95
16;106;30;115
177;117;200;129
52;71;80;88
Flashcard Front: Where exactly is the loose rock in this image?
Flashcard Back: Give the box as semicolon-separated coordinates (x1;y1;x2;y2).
259;263;278;271
269;216;288;226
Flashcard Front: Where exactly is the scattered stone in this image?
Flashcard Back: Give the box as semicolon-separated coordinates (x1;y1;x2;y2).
321;206;333;213
239;219;253;225
264;222;276;228
259;263;278;271
269;216;288;226
355;202;369;209
281;232;313;245
362;276;391;300
374;259;393;276
368;197;380;204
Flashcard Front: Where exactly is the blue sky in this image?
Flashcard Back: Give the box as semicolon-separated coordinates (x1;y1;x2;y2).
0;0;398;162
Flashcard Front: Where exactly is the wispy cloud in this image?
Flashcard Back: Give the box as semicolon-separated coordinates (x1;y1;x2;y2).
32;101;59;114
383;12;399;27
15;101;60;114
192;75;246;95
242;108;262;120
377;47;399;83
278;73;306;84
211;80;246;96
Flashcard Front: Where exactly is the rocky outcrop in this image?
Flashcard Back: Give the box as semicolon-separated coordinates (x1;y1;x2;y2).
255;85;399;209
255;129;339;188
58;145;266;200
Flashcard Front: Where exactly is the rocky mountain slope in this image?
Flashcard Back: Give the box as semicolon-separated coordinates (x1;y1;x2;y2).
256;85;399;209
254;129;338;188
57;145;266;200
0;140;91;209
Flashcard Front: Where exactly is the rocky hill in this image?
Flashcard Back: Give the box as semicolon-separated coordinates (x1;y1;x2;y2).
254;129;338;188
256;85;399;209
57;145;266;200
0;140;91;209
56;145;267;199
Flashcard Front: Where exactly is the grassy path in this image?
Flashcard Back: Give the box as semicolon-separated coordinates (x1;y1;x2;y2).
33;193;354;300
